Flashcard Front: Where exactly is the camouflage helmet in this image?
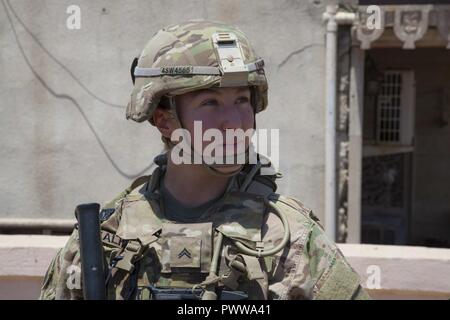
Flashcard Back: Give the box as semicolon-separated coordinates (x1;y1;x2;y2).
126;19;268;124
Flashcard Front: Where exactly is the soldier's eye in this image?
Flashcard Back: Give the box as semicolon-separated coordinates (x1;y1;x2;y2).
236;96;250;104
201;99;218;107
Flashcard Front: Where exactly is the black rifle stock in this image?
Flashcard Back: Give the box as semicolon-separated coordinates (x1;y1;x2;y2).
75;203;106;300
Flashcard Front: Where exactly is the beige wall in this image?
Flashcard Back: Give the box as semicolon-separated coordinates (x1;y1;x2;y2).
0;277;43;300
1;235;449;300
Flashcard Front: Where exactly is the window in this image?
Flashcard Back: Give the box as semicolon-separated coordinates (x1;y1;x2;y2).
376;70;415;146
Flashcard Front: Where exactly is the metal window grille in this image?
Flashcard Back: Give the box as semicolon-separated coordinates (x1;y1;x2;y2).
377;71;402;143
376;70;415;146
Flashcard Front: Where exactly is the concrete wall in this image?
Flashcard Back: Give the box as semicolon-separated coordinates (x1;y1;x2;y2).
366;48;450;247
0;235;64;299
1;235;449;300
0;0;334;222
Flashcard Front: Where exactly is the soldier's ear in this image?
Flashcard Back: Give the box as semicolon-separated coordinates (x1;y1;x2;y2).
153;107;177;139
130;57;138;84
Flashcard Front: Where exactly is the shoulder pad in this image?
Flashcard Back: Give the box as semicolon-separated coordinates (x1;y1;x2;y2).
268;194;324;229
100;175;150;215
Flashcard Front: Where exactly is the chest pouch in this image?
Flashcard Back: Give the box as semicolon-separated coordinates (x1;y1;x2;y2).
159;222;213;274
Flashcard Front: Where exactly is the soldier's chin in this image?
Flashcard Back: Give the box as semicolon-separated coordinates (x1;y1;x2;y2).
211;163;243;174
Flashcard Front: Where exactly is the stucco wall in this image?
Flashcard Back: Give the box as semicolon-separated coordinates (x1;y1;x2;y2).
0;0;334;222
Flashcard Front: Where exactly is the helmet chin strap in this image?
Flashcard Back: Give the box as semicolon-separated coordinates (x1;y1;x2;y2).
166;95;251;178
172;138;248;178
202;158;245;177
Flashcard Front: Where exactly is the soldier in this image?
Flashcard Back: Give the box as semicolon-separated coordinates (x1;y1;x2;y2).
39;20;370;300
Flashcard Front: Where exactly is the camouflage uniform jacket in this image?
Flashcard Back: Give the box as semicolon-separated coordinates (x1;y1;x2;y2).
39;162;370;300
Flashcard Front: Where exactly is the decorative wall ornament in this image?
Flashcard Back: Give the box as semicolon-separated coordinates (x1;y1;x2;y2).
356;6;385;50
393;5;432;49
353;5;450;50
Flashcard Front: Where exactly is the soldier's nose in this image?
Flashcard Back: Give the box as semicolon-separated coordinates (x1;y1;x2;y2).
220;106;243;131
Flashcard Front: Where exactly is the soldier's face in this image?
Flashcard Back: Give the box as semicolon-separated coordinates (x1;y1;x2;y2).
176;86;255;166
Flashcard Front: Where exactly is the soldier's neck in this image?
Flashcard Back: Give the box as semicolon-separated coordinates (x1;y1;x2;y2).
163;157;231;208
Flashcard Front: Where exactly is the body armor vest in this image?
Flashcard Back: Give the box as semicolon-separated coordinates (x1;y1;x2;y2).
98;156;280;300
